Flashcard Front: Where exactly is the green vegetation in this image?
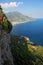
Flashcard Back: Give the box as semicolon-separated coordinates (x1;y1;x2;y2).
0;5;43;65
0;5;12;33
10;35;43;65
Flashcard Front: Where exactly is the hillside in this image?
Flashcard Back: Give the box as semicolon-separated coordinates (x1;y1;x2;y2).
11;35;43;65
0;5;43;65
6;11;33;22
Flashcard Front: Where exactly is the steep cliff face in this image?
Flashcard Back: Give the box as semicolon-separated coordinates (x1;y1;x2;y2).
0;29;14;65
0;5;14;65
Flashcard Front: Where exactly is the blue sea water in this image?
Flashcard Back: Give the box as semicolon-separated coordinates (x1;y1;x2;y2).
11;19;43;46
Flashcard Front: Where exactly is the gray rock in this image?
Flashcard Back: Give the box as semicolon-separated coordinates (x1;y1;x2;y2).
0;30;14;65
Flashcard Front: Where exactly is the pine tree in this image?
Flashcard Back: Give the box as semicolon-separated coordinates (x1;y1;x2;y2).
0;5;12;33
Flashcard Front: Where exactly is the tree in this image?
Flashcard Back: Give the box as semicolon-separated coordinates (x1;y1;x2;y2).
0;5;12;33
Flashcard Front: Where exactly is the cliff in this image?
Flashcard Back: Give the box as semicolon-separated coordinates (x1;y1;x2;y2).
0;5;43;65
0;29;14;65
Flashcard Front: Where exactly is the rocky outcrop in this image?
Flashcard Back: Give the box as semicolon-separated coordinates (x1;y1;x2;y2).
0;5;14;65
0;29;14;65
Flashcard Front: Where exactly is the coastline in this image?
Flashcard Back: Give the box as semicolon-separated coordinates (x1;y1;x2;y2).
11;19;35;26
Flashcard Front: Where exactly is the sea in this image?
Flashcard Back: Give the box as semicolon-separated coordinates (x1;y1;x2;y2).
11;19;43;46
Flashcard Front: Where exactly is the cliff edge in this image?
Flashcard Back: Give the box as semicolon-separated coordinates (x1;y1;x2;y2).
0;27;14;65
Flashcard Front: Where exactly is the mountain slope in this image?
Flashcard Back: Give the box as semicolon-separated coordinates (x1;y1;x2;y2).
6;11;33;22
11;35;43;65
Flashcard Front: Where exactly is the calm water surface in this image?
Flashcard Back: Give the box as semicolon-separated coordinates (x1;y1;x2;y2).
11;19;43;46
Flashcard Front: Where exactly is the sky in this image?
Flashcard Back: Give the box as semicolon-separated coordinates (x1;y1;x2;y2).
0;0;43;18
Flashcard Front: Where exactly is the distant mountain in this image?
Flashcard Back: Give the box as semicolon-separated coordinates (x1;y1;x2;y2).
6;11;33;22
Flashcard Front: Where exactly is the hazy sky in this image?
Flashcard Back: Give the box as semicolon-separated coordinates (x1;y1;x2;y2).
0;0;43;18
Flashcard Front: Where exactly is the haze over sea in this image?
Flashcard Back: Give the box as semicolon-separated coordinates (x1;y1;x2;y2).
11;19;43;46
